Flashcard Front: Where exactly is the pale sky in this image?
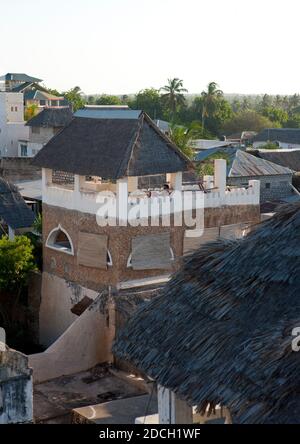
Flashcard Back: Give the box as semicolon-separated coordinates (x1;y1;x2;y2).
1;0;300;96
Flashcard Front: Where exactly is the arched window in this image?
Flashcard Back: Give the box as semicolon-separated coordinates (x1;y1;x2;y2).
127;248;175;268
46;225;74;255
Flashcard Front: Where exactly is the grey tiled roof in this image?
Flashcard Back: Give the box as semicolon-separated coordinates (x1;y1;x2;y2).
26;108;73;128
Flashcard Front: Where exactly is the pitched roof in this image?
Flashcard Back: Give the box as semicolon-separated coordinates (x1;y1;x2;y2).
26;107;73;128
114;203;300;424
33;112;190;179
24;89;63;101
254;128;300;145
229;149;293;176
11;81;33;93
0;178;35;229
251;149;300;172
0;73;42;83
196;148;293;176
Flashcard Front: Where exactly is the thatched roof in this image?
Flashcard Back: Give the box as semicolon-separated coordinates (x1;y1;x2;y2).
33;112;190;180
114;203;300;424
26;107;73;128
0;178;35;229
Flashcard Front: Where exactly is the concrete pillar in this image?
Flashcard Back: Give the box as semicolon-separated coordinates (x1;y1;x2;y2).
8;226;15;241
128;176;138;193
214;159;227;199
248;180;260;205
158;385;193;424
74;175;85;192
42;168;52;189
116;177;128;226
167;172;182;191
203;175;214;190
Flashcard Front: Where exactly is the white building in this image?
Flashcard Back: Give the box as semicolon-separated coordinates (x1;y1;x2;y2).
18;107;73;158
0;92;29;157
253;128;300;149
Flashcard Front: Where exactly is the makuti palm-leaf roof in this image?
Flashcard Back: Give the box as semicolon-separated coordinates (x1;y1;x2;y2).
114;203;300;424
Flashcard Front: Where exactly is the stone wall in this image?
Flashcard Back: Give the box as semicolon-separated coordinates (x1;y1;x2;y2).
0;157;41;181
228;174;293;202
0;348;33;424
42;203;260;292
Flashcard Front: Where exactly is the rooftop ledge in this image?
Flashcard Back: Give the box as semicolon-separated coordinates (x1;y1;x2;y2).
42;164;260;217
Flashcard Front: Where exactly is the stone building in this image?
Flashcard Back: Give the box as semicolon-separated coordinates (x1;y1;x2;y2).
31;108;260;382
227;149;294;202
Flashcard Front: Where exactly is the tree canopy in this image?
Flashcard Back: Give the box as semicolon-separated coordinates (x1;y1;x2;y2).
42;78;300;140
0;236;37;292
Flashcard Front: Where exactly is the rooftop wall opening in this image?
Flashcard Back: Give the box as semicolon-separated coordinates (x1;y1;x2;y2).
46;226;74;255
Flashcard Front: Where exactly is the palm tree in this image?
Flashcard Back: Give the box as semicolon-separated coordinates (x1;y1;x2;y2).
160;78;188;120
168;125;194;159
201;82;223;130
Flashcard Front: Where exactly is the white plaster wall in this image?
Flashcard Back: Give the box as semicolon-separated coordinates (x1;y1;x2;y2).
30;285;114;383
29;126;55;144
253;141;300;149
18;141;43;157
0;93;28;157
39;272;101;347
42;178;260;217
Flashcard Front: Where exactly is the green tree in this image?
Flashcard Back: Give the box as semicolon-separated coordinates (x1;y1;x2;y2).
168;126;194;158
198;151;230;176
284;113;300;128
95;95;122;105
201;82;223;130
259;142;279;150
193;94;232;136
0;236;36;292
128;88;163;119
160;78;187;121
223;110;279;134
63;86;85;112
24;104;39;121
262;106;288;125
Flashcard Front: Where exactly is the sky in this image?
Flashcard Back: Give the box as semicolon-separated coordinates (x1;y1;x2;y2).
1;0;300;96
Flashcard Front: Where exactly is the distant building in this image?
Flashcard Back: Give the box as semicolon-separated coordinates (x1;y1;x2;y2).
0;73;68;157
197;148;295;202
191;139;238;154
253;128;300;149
228;150;294;202
226;131;257;146
0;73;65;109
18;107;73;158
0;92;29;157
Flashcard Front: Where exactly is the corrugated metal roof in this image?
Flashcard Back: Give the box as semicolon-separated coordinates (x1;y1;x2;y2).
74;109;142;120
229;150;293;177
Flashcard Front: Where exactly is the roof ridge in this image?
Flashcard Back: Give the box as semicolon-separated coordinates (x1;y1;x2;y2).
116;114;143;179
143;113;191;164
